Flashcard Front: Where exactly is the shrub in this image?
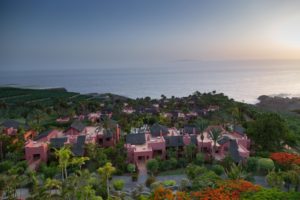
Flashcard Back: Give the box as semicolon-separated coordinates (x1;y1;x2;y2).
112;179;125;191
186;164;207;180
195;153;205;166
177;157;188;168
127;163;136;173
257;158;275;173
132;172;138;182
0;161;13;173
246;157;259;172
179;178;190;191
150;181;162;190
211;164;224;175
162;180;176;187
221;155;234;171
39;162;59;178
241;188;300;200
145;176;156;187
146;159;159;176
191;171;221;190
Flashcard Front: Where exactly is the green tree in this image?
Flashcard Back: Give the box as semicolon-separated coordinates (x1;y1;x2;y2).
112;179;124;191
195;153;205;166
247;113;289;152
266;169;284;189
71;156;90;170
185;164;207;180
208;127;222;154
98;162;116;198
184;144;196;162
54;147;73;180
146;159;159;177
195;119;209;152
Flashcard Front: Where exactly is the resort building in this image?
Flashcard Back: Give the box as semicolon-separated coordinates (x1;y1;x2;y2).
1;119;36;141
25;120;120;170
125;123;250;164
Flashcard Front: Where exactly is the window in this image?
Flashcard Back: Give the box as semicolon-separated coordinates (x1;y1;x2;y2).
33;154;40;160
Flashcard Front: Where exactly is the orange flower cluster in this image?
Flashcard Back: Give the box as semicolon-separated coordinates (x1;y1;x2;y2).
270;152;300;168
152;186;174;200
190;180;260;200
152;180;260;200
152;186;190;200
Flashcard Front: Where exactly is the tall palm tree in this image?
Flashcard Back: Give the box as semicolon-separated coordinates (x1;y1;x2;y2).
45;178;62;197
98;162;116;198
208;127;222;154
195;119;209;152
55;147;73;180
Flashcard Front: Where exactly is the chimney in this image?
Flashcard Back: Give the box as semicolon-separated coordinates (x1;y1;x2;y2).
160;130;163;137
193;127;196;135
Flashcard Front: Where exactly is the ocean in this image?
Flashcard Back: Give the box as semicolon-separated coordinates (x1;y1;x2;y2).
1;60;300;104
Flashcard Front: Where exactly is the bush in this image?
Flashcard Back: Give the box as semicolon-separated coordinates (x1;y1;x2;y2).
257;158;275;173
211;164;224;175
0;161;13;173
246;157;259;172
150;181;162;190
162;180;176;187
132;172;138;182
146;159;159;176
195;153;205;166
186;164;207;180
127;163;136;173
39;163;59;178
177;157;188;168
112;179;124;191
160;158;178;171
221;155;234;171
145;176;156;187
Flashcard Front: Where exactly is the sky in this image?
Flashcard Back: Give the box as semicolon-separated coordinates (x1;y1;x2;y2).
1;0;300;70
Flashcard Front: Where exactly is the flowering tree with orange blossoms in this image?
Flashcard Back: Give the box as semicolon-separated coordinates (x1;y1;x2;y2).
270;152;300;169
190;180;261;200
152;186;174;200
176;191;190;200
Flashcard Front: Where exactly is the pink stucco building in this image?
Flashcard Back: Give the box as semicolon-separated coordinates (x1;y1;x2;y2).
25;120;121;170
125;124;250;164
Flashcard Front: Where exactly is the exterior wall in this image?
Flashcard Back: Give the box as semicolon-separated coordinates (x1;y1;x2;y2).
197;141;212;152
148;141;166;159
96;126;120;147
97;135;115;147
218;142;230;155
4;127;17;136
25;143;48;164
133;150;152;163
183;135;191;145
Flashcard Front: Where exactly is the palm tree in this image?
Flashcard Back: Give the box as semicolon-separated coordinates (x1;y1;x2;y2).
208;127;222;154
55;147;73;180
71;156;90;170
45;178;62;197
98;162;116;198
195;119;209;152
